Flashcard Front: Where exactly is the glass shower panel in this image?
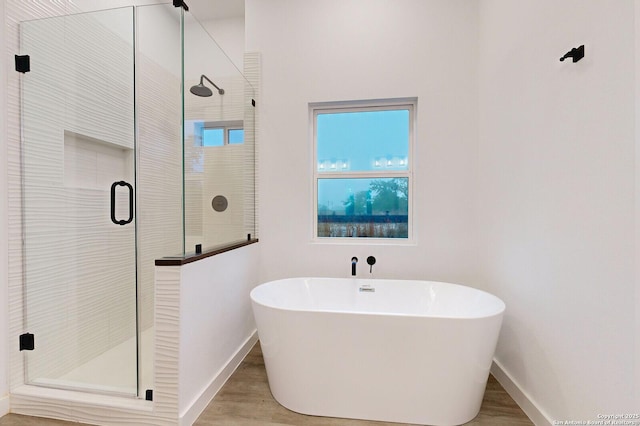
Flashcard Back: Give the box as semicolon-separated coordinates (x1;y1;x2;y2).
21;8;137;396
183;12;256;252
134;3;183;396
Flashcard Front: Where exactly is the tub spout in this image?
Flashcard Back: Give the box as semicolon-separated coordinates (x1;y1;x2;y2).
351;257;358;276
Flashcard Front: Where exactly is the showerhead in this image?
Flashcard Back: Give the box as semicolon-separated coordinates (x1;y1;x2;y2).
190;74;225;97
190;83;213;97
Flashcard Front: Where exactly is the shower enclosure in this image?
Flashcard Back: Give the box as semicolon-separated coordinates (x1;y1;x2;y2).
17;2;255;399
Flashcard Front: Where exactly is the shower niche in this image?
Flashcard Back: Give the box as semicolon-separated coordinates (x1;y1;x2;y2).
17;3;256;402
63;131;134;192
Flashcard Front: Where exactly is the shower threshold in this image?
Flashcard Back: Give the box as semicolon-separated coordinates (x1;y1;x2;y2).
9;328;169;425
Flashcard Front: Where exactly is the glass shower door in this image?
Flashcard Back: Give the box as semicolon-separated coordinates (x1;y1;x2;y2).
20;7;138;396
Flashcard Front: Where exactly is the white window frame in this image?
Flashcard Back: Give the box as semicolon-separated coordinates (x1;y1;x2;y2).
311;98;416;243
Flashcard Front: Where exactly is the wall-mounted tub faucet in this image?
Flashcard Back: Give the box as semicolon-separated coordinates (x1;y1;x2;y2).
351;257;358;276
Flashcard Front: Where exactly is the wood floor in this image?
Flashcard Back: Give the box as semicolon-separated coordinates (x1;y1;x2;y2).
194;342;533;426
0;342;532;425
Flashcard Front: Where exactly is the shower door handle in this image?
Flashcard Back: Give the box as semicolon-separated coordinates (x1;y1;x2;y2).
110;181;133;226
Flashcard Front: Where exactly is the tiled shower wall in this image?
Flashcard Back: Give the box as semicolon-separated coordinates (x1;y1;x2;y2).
135;28;182;333
7;0;87;389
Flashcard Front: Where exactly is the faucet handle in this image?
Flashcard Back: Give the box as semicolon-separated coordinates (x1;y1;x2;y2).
366;256;376;273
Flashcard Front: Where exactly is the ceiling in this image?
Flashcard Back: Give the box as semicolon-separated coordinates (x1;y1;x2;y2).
186;0;244;21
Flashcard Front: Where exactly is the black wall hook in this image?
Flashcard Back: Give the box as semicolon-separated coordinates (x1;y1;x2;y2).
560;45;584;63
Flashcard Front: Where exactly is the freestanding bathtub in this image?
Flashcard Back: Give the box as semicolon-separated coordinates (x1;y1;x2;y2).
250;277;505;426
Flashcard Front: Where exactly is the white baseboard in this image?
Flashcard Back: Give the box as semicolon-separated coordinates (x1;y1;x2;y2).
0;393;9;417
491;359;553;426
179;330;259;426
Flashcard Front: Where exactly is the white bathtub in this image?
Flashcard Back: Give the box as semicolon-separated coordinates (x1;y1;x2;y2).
250;277;505;426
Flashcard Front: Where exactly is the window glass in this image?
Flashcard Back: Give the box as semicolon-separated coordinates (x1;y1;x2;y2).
316;110;409;173
317;178;408;238
203;128;224;147
228;129;244;144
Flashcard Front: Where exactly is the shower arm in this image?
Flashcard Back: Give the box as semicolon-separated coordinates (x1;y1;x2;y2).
200;74;224;95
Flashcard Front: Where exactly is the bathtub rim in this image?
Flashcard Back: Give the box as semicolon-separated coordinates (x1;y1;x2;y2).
250;276;506;320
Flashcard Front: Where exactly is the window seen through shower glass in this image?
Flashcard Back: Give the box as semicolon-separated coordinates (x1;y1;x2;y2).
313;100;415;239
202;123;244;147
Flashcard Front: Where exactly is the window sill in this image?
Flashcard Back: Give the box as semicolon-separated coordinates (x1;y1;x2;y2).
311;237;416;246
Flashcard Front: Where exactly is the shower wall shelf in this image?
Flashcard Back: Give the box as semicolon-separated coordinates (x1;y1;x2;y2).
156;238;259;266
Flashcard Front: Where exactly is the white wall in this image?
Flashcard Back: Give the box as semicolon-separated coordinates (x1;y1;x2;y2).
478;0;636;421
248;0;639;422
202;17;245;72
0;0;9;416
246;0;480;285
177;244;259;422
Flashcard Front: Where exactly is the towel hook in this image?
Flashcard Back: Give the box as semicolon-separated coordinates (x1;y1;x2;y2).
560;45;585;63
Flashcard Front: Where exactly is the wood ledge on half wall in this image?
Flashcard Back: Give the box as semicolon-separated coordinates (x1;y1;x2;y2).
155;238;259;266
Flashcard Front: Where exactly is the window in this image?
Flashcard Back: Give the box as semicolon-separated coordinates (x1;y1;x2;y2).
202;121;244;147
312;99;414;240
